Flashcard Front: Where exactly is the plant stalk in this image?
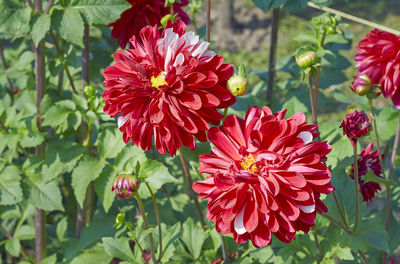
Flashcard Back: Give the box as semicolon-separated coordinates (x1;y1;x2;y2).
312;231;322;262
178;150;206;230
206;0;211;42
353;143;359;233
125;222;148;264
318;212;351;234
266;8;280;103
369;99;384;170
332;191;349;228
145;182;163;262
383;113;400;264
0;41;15;104
308;75;318;126
220;235;229;263
135;193;157;264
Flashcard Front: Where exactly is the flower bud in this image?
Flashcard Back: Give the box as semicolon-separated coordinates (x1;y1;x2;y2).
115;212;125;228
327;25;337;34
160;14;173;27
112;175;139;199
296;51;318;69
84;84;96;99
351;74;371;96
339;109;371;146
227;75;248;96
13;89;20;95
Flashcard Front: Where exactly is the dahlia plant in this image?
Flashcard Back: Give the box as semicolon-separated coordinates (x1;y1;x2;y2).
0;0;400;264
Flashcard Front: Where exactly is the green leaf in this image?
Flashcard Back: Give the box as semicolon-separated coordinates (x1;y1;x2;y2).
0;166;22;205
114;145;147;173
138;160;176;199
282;96;308;117
71;155;105;207
42;100;76;127
5;238;20;257
27;178;64;211
252;0;274;12
53;8;84;47
71;0;130;25
294;33;318;43
70;245;113;264
31;14;51;46
40;254;57;264
98;127;125;159
42;141;85;182
94;166;116;213
0;5;31;40
376;107;398;141
14;225;35;240
102;237;135;261
333;247;353;260
181;218;205;259
56;217;68;242
158;223;181;263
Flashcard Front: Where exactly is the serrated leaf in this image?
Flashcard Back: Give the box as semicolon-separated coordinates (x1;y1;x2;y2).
31;14;51;46
114;145;147;172
334;247;353;260
70;245;113;264
0;5;31;40
94;166;116;213
71;0;130;25
53;8;84;47
27;178;64;211
181;218;205;259
42;100;76;127
0;166;22;205
71;155;105;207
40;254;57;264
138;160;176;199
102;237;135;261
98;127;125;159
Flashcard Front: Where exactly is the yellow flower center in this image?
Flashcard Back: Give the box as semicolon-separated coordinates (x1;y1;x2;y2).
151;72;168;90
240;154;259;173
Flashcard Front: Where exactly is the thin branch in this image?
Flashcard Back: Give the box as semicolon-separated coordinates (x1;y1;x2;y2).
266;8;280;103
353;143;359;233
332;191;349;228
308;75;318;127
369;99;384;171
44;0;54;14
26;0;34;10
220;235;229;264
206;0;211;42
178;150;206;230
318;212;352;234
307;2;400;35
312;231;322;263
359;250;369;264
145;182;163;263
49;31;77;94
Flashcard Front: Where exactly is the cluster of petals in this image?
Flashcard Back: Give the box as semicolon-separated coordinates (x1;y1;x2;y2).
109;0;190;48
340;109;371;146
103;21;235;156
355;29;400;109
350;143;383;203
192;106;334;248
112;175;139;199
350;74;371;96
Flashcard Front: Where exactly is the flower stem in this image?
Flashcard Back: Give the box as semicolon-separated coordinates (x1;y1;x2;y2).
332;191;349;228
369;99;384;170
308;74;318;127
206;0;211;42
178;150;206;230
383;113;400;264
125;222;148;264
220;234;229;263
222;107;229;124
145;182;163;262
312;230;322;263
318;212;352;234
266;7;280;103
353;143;359;233
135;192;157;264
359;250;369;264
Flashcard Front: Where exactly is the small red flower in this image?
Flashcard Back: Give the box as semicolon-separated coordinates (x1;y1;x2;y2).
192;106;333;248
112;175;139;199
340;109;371;146
13;89;20;95
350;143;383;203
109;0;190;48
103;21;235;156
355;29;400;109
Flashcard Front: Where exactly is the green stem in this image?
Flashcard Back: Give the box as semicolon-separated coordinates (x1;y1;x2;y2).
308;74;318;127
222;107;229;124
178;150;206;230
318;212;352;234
359;250;369;264
369;99;384;171
353;143;359;233
135;192;157;264
312;230;322;263
145;182;163;262
332;191;349;228
125;222;148;264
206;0;211;42
220;234;229;263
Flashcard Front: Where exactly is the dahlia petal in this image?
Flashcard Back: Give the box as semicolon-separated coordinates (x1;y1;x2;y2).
298;204;315;213
234;206;247;235
297;131;313;144
208;127;241;160
118;114;130;128
243;201;258;233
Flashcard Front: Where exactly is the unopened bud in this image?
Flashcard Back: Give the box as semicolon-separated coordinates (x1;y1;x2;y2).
84;84;96;99
227;75;248;96
115;212;125;228
112;175;139;199
296;51;318;69
351;75;372;96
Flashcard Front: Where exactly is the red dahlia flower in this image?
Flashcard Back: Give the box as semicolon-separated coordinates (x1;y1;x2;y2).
340;109;371;146
192;106;333;248
355;29;400;109
350;143;383;203
110;0;190;48
103;21;235;156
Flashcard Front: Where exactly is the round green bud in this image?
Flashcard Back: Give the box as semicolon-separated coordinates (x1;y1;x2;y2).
160;14;173;27
84;84;96;98
296;51;318;69
327;25;337;34
227;75;248;97
115;212;125;227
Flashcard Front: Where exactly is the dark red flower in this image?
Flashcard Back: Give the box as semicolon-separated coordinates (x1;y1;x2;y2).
340;109;371;146
103;21;235;156
13;89;20;95
112;175;139;199
350;143;383;203
355;29;400;109
192;106;333;248
109;0;190;48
